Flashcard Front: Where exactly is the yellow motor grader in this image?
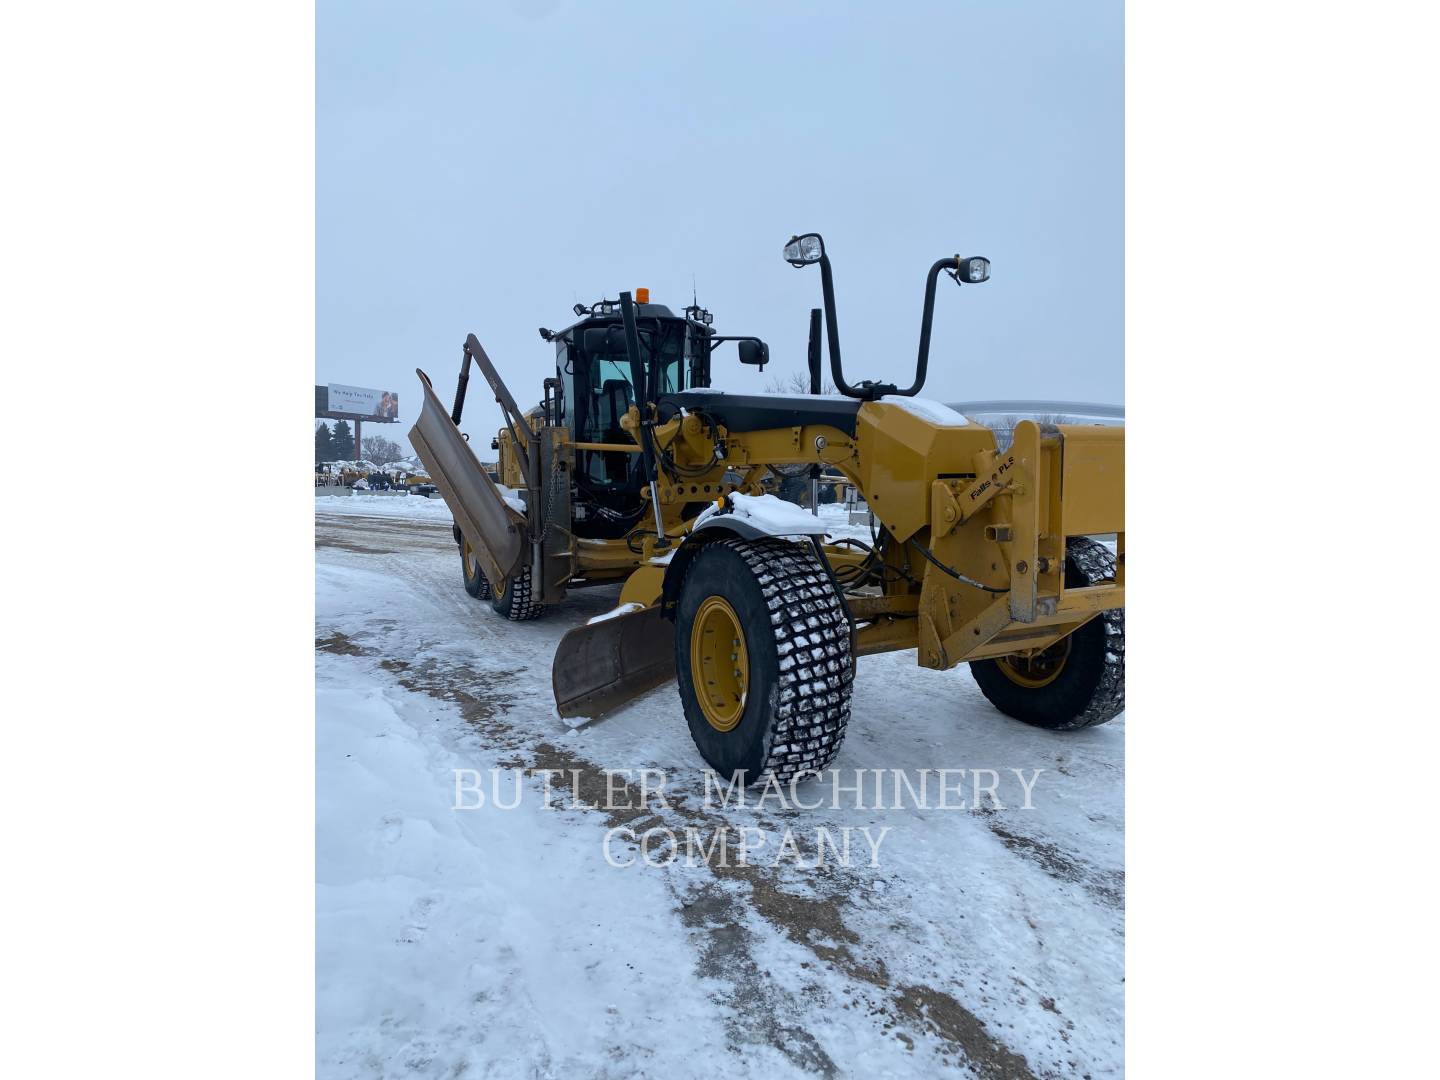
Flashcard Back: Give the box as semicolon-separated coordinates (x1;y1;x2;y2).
411;233;1124;783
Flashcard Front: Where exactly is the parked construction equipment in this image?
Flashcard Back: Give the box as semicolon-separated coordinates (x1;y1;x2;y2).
411;234;1124;783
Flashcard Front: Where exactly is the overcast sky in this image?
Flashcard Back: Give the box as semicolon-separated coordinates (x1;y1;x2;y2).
318;0;1122;456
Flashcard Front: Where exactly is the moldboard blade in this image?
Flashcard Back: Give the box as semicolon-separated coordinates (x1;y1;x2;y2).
552;606;676;721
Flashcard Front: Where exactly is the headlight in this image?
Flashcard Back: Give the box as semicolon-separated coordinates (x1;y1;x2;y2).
783;233;825;266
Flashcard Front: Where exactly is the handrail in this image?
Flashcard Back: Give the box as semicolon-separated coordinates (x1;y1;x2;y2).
800;235;980;402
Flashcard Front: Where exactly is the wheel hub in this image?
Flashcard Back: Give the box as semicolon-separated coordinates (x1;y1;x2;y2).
995;636;1071;689
690;595;748;732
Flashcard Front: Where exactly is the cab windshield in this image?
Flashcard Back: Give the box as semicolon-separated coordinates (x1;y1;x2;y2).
571;320;686;503
579;322;685;443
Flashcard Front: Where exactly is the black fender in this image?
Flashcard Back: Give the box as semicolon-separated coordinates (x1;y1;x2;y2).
658;532;720;621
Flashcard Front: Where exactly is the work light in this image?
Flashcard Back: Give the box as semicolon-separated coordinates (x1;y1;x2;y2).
957;256;990;283
783;233;825;266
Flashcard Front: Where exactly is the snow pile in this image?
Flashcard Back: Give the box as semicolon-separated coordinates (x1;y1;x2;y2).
315;494;455;519
494;483;527;515
317;460;379;475
318;458;427;477
693;492;827;536
815;502;872;544
878;396;969;426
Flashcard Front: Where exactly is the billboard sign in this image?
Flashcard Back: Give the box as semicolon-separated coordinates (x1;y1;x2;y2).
325;383;399;421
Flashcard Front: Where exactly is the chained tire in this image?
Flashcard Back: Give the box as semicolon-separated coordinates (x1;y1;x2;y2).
460;538;492;599
675;536;854;785
969;536;1124;730
490;563;543;621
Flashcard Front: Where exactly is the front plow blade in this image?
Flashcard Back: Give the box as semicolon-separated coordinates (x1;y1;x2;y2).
553;606;676;721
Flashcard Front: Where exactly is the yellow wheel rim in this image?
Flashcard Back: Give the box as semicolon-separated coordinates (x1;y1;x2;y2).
463;541;478;580
690;596;749;732
996;637;1071;689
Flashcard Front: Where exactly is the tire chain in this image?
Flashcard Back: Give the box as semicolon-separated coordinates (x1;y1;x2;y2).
717;537;856;784
1063;536;1125;726
497;563;543;621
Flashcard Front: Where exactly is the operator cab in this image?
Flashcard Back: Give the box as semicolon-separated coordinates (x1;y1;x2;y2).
544;296;709;537
538;291;767;538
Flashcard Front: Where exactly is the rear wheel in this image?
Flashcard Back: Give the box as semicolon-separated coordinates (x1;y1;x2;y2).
969;537;1124;730
490;563;543;621
675;537;854;784
460;539;491;599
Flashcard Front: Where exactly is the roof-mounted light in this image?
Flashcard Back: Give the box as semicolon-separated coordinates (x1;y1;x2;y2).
783;233;825;267
949;256;990;284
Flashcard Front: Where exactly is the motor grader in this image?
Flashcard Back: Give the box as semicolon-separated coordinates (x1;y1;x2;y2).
410;233;1124;784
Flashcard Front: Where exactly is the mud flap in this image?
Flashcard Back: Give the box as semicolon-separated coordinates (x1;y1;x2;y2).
552;606;676;721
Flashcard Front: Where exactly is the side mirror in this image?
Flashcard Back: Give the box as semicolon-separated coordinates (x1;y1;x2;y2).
783;233;825;266
738;340;769;368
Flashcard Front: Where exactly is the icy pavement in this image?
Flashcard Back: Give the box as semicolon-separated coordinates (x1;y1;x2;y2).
316;502;1124;1079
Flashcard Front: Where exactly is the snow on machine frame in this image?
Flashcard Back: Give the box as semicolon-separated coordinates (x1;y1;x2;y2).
410;233;1125;784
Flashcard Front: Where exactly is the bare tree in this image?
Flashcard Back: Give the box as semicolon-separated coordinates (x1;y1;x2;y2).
361;434;405;466
764;370;837;395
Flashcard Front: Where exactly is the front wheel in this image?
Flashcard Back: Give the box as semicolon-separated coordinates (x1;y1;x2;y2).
490;563;543;621
675;537;854;784
969;536;1124;730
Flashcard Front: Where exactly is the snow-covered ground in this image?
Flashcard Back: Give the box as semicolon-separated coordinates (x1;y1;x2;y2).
314;493;456;519
316;502;1124;1079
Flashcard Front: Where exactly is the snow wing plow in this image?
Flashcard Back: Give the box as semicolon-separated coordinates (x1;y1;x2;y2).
419;233;1124;783
408;366;527;591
